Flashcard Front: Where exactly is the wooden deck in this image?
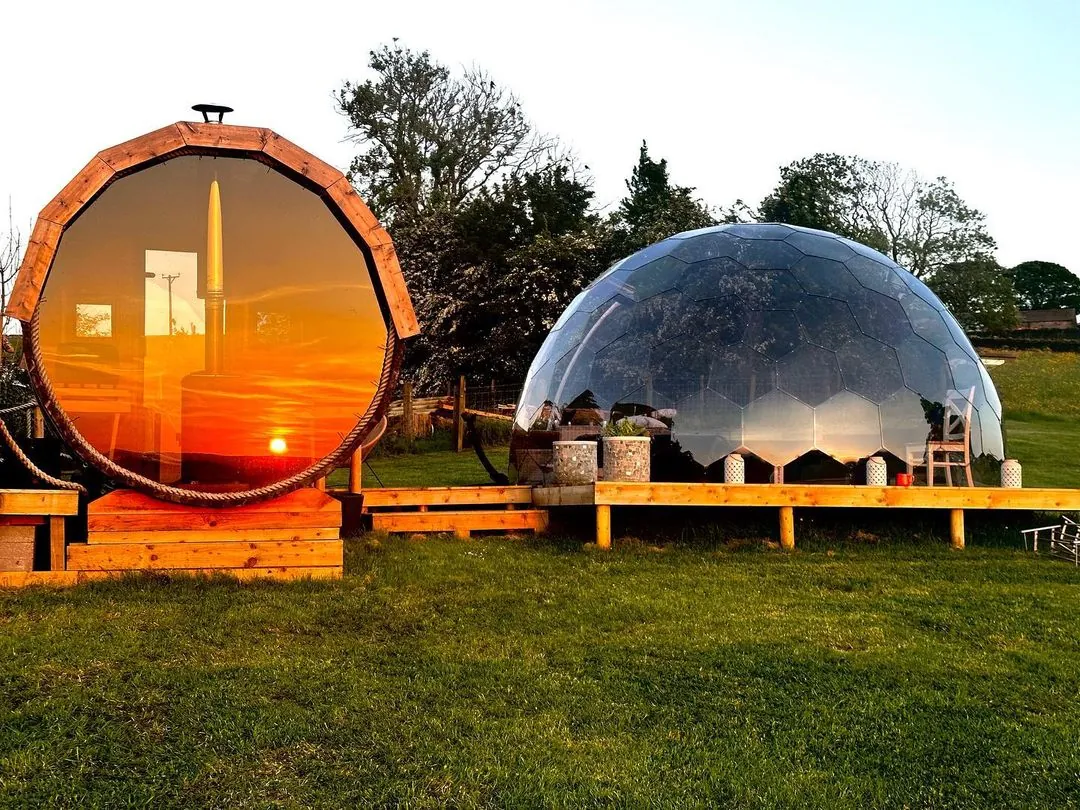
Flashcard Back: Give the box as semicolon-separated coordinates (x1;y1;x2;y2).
534;483;1080;550
358;485;547;538
65;488;344;581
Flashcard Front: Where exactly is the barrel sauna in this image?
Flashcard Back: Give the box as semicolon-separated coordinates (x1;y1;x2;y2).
6;115;419;511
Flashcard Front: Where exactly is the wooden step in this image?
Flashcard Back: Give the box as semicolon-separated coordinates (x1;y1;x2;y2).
67;539;343;571
88;488;342;533
370;508;548;538
0;567;342;588
359;485;534;511
88;527;340;544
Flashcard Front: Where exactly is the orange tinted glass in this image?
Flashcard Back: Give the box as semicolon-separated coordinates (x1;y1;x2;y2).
38;155;388;489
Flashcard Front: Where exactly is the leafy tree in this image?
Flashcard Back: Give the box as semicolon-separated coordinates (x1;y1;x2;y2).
760;154;995;278
926;259;1018;333
759;153;864;236
1;203;21;364
1011;260;1080;310
338;42;552;224
341;44;608;389
392;163;616;389
613;142;714;253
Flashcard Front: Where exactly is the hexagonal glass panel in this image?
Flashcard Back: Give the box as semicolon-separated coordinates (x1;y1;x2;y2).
814;391;882;463
742;390;815;465
778;344;843;406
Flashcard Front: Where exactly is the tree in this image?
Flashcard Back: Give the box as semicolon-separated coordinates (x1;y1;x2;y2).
338;42;552;224
397;163;616;388
1011;260;1080;310
612;142;714;253
1;202;21;364
759;154;995;277
925;259;1018;333
759;153;864;236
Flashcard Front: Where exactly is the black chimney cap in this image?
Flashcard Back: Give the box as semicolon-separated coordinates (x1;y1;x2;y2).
191;104;234;123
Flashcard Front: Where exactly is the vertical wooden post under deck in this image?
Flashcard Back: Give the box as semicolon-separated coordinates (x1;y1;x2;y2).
950;509;965;549
348;448;362;494
32;407;45;439
49;515;65;571
402;381;415;444
454;376;466;453
315;477;326;492
596;504;612;550
779;506;795;551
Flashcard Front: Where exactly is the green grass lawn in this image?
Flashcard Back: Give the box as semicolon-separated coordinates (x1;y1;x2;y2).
326;443;511;489
2;537;1079;808
3;350;1080;807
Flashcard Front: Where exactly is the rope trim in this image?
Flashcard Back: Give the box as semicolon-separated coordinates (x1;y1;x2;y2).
24;312;402;507
0;408;85;492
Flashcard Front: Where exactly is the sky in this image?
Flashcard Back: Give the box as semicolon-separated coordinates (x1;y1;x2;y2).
2;0;1078;275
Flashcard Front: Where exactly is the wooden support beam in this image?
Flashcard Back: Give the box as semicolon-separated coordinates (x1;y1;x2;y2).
315;478;327;492
402;381;414;444
950;509;965;550
32;407;44;439
49;515;65;571
0;489;79;516
596;504;612;550
370;508;547;535
349;448;362;494
454;376;466;453
779;506;795;551
361;485;534;510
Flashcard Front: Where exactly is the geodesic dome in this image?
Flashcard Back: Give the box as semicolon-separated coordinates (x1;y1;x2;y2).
511;223;1004;483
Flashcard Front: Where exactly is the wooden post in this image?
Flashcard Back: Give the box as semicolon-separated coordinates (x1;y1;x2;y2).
454;375;466;453
49;515;65;571
779;506;795;551
348;448;362;494
596;504;612;550
32;407;44;439
950;508;965;549
402;381;415;444
315;477;326;492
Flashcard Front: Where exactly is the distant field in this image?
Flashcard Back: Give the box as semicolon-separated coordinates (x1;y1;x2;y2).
990;350;1080;488
989;349;1080;419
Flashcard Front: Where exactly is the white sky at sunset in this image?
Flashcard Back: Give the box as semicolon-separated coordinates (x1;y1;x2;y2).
2;0;1077;274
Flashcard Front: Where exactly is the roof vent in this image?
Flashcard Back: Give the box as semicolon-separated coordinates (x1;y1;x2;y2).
191;103;234;124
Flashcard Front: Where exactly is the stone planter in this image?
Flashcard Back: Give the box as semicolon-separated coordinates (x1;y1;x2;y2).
0;526;35;572
552;441;598;485
602;436;651;482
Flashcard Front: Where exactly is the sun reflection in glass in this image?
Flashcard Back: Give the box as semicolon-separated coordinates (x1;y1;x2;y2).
269;437;288;455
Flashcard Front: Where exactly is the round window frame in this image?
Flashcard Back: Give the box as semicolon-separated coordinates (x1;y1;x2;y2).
7;121;418;507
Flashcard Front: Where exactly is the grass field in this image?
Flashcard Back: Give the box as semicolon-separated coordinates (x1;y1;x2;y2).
2;537;1079;808
2;350;1080;807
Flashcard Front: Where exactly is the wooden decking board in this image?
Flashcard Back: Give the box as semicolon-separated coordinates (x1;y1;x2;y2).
0;489;80;516
67;539;344;571
87;527;340;544
0;567;341;589
371;509;548;536
532;483;1080;510
359;486;534;510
